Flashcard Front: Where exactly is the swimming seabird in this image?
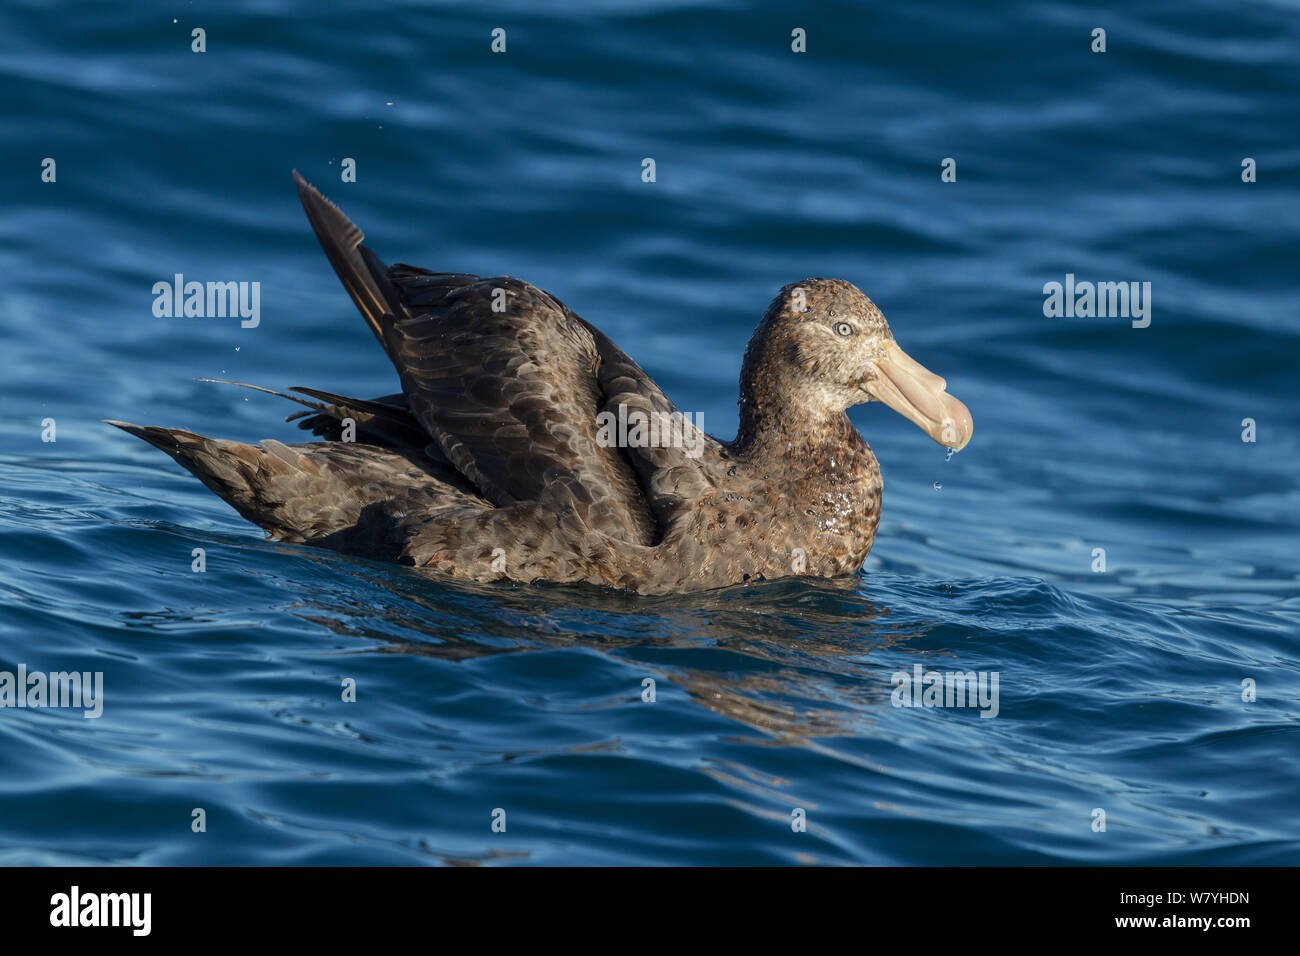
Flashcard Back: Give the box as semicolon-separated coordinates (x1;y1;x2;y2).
108;172;972;595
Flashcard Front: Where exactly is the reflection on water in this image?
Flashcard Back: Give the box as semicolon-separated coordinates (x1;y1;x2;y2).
289;560;932;740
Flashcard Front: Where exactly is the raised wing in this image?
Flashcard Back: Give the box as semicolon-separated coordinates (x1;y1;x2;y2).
384;269;659;543
294;171;658;545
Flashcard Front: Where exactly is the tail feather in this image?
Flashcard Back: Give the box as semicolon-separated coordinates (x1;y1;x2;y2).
285;386;427;446
106;420;367;541
194;378;427;447
106;420;482;547
105;420;294;534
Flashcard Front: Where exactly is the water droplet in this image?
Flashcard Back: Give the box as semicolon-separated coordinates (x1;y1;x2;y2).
933;481;942;491
945;447;955;462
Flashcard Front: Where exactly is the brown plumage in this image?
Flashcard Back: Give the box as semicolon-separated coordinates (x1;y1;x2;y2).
108;172;973;595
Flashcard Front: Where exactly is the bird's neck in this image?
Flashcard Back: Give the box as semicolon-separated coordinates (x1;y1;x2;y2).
735;394;865;465
733;358;876;476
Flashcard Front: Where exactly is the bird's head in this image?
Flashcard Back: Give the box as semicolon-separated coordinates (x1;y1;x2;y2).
741;278;973;450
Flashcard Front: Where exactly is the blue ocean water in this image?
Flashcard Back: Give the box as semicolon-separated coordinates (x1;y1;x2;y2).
1;0;1297;865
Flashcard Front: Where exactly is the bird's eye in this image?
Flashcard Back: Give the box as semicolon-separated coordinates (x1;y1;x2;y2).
834;322;855;337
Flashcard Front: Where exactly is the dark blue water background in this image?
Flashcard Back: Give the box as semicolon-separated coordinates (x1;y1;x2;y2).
1;0;1298;863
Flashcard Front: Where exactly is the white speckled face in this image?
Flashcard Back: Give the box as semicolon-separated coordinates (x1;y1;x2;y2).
783;278;973;450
